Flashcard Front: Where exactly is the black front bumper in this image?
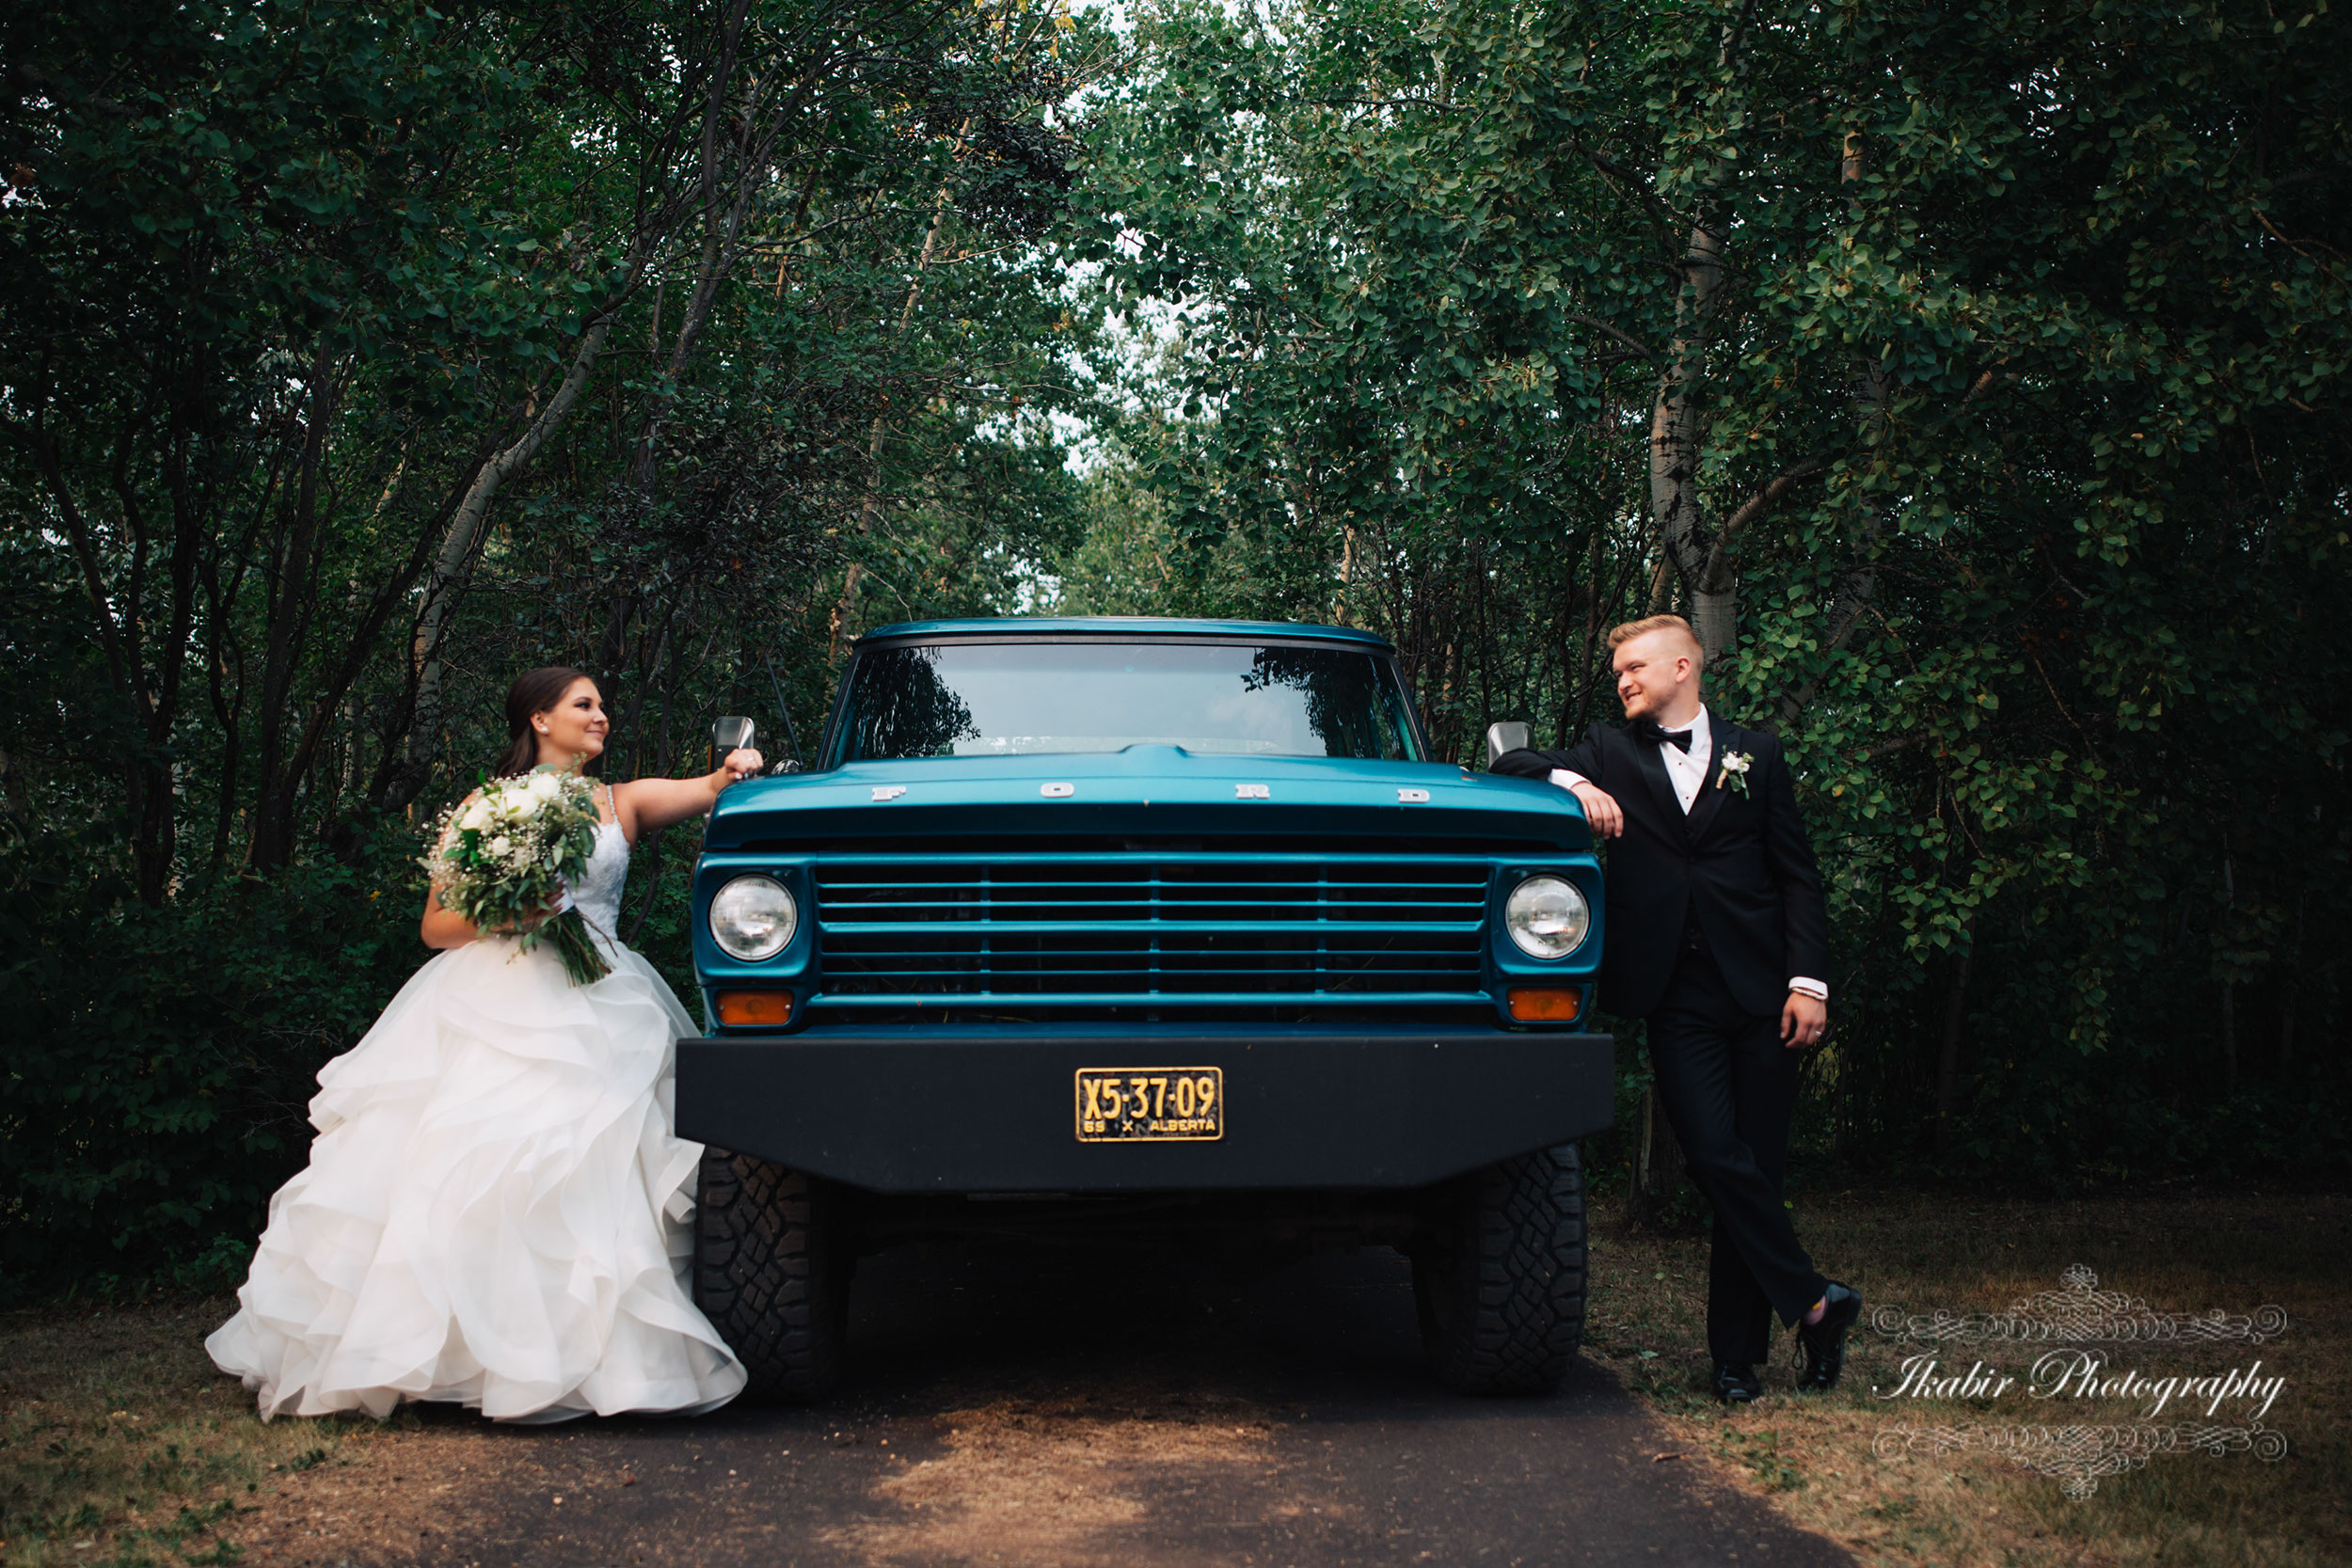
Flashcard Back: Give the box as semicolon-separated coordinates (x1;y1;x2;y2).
675;1025;1614;1194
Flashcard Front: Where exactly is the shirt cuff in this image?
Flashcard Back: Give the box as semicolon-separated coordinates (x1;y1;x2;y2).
1546;768;1591;791
1788;977;1828;1001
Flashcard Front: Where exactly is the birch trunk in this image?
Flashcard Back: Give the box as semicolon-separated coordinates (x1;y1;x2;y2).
1648;214;1732;666
829;191;953;658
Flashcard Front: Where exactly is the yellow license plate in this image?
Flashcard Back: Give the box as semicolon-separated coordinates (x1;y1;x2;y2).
1074;1067;1224;1142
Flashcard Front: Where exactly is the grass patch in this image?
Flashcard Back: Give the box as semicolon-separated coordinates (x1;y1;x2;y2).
0;1297;383;1566
1584;1186;2352;1567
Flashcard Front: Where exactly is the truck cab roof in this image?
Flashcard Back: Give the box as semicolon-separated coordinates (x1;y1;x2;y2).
856;616;1395;650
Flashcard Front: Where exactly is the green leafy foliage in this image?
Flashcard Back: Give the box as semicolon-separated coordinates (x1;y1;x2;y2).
5;0;2349;1299
0;829;424;1294
1;0;1105;1291
1063;0;2352;1180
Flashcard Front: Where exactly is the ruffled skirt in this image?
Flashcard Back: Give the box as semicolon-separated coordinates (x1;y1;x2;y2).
206;933;747;1422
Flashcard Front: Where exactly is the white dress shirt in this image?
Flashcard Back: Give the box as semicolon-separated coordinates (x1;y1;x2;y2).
1547;705;1827;1002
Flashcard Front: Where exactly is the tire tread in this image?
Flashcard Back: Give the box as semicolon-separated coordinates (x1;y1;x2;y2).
1415;1143;1588;1395
691;1147;847;1402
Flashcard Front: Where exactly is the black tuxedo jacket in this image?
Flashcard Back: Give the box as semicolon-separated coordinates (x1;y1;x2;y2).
1492;716;1828;1020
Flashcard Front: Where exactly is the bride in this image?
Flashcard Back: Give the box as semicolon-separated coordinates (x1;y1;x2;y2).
207;667;756;1422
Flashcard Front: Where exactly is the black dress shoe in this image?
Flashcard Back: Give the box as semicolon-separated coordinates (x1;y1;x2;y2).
1712;1361;1763;1405
1796;1281;1863;1391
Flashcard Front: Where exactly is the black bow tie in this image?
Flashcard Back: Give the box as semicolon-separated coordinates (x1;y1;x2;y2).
1641;722;1694;752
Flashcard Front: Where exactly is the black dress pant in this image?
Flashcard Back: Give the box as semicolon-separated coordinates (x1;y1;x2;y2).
1647;939;1828;1367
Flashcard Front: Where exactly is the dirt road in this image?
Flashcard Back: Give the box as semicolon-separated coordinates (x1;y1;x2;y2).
243;1244;1851;1567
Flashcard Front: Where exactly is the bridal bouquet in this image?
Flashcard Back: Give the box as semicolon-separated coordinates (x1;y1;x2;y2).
422;768;612;985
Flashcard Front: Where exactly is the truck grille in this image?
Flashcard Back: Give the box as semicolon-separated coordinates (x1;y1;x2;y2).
814;854;1489;1003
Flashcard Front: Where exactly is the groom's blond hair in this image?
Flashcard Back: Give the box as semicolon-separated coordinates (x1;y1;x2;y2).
1608;614;1705;672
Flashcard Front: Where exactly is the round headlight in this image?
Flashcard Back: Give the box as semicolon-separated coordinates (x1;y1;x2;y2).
708;875;797;961
1505;875;1590;960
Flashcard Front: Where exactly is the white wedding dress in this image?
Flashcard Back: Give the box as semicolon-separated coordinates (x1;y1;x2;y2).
207;810;747;1422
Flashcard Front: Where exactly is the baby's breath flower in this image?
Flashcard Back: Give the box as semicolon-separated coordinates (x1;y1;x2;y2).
419;770;612;985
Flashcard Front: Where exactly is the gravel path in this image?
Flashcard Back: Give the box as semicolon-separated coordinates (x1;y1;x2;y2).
247;1244;1852;1567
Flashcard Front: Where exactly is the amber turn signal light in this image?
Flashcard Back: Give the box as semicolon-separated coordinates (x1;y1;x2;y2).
1506;986;1583;1023
716;990;793;1027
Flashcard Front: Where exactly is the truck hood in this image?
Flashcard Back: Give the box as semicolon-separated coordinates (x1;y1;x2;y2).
705;745;1588;851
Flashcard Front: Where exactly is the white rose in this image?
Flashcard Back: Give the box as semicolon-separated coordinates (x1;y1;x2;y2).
488;835;512;857
528;771;563;800
459;801;490;832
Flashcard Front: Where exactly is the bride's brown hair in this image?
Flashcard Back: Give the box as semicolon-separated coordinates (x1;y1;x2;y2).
494;666;604;778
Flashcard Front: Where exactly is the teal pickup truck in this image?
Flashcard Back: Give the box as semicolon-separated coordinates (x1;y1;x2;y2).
675;617;1611;1399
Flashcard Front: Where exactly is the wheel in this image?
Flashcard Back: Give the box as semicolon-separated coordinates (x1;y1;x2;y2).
1411;1142;1587;1395
691;1147;850;1402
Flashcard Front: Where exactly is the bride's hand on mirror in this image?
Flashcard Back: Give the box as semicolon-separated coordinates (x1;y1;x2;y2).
719;747;763;784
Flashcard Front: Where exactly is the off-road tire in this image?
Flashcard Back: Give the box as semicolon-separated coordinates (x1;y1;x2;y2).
692;1147;850;1402
1411;1142;1587;1395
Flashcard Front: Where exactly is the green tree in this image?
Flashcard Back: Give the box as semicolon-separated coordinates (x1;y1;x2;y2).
0;0;1106;1287
1070;0;2352;1177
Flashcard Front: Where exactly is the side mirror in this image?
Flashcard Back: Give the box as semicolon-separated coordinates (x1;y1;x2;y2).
711;716;755;772
1485;721;1531;769
768;758;803;776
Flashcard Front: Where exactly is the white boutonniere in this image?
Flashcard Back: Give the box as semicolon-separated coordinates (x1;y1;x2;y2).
1716;751;1755;797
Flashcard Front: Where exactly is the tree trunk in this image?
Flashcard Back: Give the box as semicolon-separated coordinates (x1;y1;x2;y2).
249;348;336;871
1648;213;1732;668
1628;1079;1688;1231
1934;944;1973;1157
25;423;177;899
1772;557;1875;733
2220;983;2238;1095
144;372;211;898
392;316;615;807
2219;849;2238;1094
831;176;959;658
2280;893;2304;1069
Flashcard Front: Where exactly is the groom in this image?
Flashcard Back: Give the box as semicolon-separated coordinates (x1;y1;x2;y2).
1491;615;1860;1403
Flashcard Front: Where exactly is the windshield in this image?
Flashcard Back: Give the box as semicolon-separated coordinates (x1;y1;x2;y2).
828;641;1424;764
